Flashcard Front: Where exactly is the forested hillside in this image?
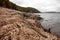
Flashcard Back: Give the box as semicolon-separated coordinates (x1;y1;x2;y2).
0;0;40;13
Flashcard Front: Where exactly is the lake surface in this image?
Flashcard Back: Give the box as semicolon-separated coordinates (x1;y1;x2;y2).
37;13;60;37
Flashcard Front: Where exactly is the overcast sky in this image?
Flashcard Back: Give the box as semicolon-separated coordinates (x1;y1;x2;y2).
10;0;60;12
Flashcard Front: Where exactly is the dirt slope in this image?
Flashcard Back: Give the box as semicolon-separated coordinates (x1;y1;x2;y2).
0;7;60;40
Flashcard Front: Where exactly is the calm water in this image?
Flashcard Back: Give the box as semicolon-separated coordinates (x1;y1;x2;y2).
37;13;60;37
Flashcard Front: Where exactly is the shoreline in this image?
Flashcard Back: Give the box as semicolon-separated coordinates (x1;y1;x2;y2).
0;7;60;40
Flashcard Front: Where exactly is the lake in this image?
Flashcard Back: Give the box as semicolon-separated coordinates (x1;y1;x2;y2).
37;13;60;37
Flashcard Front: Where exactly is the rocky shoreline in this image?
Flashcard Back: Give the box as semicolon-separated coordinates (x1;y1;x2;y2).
0;7;60;40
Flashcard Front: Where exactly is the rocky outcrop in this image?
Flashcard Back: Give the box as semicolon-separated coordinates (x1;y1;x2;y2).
0;0;40;13
0;7;60;40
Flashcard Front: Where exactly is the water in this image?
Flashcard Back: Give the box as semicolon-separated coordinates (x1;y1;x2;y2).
38;13;60;37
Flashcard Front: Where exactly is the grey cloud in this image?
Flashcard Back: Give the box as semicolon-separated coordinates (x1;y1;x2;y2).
10;0;60;12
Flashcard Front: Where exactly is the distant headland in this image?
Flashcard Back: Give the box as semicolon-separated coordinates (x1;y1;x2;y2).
0;0;40;13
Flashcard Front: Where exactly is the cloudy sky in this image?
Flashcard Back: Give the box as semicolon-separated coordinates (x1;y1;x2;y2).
10;0;60;12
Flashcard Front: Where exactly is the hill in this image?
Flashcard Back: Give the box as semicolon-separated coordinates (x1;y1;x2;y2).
0;0;40;13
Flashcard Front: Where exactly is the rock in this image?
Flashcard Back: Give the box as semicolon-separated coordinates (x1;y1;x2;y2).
0;7;60;40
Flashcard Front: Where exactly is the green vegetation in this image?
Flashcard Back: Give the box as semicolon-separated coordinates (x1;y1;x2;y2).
0;0;40;13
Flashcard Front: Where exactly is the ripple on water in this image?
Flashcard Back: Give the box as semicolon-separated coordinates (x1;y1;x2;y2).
38;13;60;37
